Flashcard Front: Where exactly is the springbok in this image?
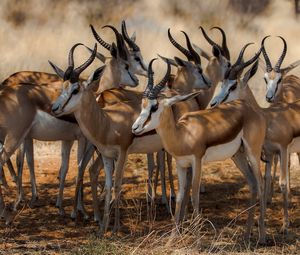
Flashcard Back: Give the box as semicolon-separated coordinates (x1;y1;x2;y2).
132;50;267;243
159;27;231;193
50;37;212;234
162;26;231;107
4;22;148;217
260;36;300;202
211;41;300;233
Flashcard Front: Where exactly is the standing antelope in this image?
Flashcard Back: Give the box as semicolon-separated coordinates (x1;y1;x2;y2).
159;26;231;193
132;50;266;243
50;34;212;234
260;36;300;203
211;40;300;234
3;21;149;217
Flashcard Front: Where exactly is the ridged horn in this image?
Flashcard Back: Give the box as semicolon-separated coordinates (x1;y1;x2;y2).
199;26;223;55
231;43;254;68
72;43;97;80
274;36;287;72
261;35;272;72
143;58;157;97
121;20;140;52
90;24;111;51
103;25;128;60
148;61;171;99
181;30;201;64
168;28;193;61
211;26;230;60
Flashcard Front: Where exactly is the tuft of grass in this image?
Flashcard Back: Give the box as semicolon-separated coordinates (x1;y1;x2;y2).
72;237;129;255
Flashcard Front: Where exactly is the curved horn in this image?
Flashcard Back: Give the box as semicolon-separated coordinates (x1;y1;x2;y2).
90;24;111;51
181;30;201;64
143;58;157;97
211;26;230;60
261;35;272;72
72;44;97;80
232;43;254;68
236;48;262;74
274;36;287;72
148;61;171;99
103;25;128;60
121;20;140;52
227;45;261;80
199;26;223;54
168;28;193;61
68;43;84;69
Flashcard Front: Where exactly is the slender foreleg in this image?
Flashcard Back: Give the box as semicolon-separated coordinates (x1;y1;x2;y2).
56;140;73;216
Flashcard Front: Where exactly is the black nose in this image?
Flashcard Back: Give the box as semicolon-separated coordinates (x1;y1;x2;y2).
266;96;272;103
51;103;60;113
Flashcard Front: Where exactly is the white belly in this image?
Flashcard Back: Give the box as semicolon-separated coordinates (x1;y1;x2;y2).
289;136;300;153
128;134;163;154
29;110;81;141
202;131;243;163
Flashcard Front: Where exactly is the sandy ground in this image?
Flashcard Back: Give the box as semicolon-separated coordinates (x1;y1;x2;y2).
0;142;300;254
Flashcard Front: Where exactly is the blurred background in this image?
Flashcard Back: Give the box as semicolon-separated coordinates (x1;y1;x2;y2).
0;0;300;105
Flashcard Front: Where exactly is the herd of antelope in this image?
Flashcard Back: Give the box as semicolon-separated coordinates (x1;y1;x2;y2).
0;20;299;244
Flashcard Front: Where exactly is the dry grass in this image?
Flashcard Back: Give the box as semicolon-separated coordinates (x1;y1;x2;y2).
1;1;300;254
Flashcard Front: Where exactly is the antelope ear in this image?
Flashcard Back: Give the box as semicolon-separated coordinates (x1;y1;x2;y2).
192;43;211;60
242;60;259;86
84;45;106;63
212;45;221;58
164;91;201;106
110;42;118;59
83;65;106;90
130;31;136;42
281;59;300;75
174;56;189;67
48;61;65;79
157;54;178;66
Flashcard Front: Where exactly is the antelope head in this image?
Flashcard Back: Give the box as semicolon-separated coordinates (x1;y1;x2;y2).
200;26;231;81
121;20;148;76
261;36;300;102
51;44;105;116
210;43;261;107
90;24;139;91
132;59;201;135
159;29;211;92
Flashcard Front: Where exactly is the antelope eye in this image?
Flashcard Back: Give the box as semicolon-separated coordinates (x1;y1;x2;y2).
227;62;231;68
72;88;79;95
229;82;237;91
150;104;158;112
125;64;129;70
278;77;282;84
134;57;140;62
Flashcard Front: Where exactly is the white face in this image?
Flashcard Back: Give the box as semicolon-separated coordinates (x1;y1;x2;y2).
191;65;212;89
52;81;83;116
210;79;238;107
132;98;164;135
119;60;139;87
264;72;282;102
219;55;232;79
129;51;148;77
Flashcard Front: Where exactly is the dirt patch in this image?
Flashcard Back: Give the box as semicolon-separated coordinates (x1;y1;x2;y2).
0;142;300;254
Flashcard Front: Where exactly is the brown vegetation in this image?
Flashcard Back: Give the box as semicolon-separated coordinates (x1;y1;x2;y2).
1;0;300;254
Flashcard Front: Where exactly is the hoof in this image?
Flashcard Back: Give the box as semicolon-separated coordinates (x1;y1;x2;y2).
13;199;25;211
29;197;39;208
280;226;289;235
58;208;66;217
70;210;77;220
